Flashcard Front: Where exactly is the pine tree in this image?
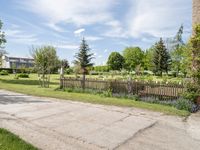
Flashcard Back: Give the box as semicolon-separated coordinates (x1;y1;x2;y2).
74;38;93;89
153;38;171;76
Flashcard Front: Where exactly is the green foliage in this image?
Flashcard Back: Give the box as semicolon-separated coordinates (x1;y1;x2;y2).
17;73;29;78
153;38;171;76
32;46;59;88
65;68;73;75
0;70;9;75
190;25;200;84
143;47;154;71
32;46;59;74
175;98;193;112
61;59;70;69
123;47;144;71
107;52;124;70
183;83;200;103
170;26;190;77
74;38;94;75
0;20;6;48
0;20;7;67
101;89;113;97
93;65;110;72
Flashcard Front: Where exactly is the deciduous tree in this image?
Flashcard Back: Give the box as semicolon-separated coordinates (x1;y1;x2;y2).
123;47;144;71
32;46;59;88
107;52;124;71
0;20;7;67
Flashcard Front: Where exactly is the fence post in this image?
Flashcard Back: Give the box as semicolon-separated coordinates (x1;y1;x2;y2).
127;77;132;95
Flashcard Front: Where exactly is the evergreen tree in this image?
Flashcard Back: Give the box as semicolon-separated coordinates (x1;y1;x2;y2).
153;38;171;76
74;38;93;89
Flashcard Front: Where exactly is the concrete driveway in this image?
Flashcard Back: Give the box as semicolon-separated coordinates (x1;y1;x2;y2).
0;90;200;150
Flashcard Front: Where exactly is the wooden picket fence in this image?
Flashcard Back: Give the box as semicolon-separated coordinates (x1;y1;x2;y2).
60;77;186;101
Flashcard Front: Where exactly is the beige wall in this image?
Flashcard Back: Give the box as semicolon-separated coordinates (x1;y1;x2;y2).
193;0;200;26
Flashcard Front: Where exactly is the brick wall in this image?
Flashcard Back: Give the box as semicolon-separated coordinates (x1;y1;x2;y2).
193;0;200;26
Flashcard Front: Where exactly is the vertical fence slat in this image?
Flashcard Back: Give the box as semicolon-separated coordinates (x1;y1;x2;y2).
60;77;185;101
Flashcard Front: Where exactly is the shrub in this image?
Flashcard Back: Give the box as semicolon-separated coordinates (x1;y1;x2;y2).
143;70;153;76
183;82;200;103
174;98;193;112
65;68;73;75
17;73;29;78
90;71;99;75
0;70;9;75
101;89;112;97
13;76;19;80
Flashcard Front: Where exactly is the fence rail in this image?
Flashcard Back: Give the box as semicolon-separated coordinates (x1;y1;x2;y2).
60;77;186;101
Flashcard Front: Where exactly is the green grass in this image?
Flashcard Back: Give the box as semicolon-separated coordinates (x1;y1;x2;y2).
0;128;38;150
0;74;190;117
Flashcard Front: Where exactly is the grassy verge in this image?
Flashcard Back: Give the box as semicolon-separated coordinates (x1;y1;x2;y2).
0;128;38;150
0;74;190;117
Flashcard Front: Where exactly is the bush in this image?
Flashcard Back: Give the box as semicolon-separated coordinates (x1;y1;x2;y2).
90;71;99;75
143;70;153;76
0;70;9;75
17;73;29;78
183;82;200;103
65;68;73;75
174;99;193;112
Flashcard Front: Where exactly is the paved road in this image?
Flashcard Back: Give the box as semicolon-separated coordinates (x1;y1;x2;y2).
0;90;200;150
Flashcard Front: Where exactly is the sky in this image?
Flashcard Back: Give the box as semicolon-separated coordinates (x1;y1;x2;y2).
0;0;192;65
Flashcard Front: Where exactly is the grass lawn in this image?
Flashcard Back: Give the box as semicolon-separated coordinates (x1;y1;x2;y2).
0;128;38;150
0;74;190;117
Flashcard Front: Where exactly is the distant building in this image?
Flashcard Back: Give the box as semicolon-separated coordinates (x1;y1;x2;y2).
1;55;34;69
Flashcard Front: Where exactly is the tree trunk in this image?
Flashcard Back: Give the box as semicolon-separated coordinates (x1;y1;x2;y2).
82;73;86;90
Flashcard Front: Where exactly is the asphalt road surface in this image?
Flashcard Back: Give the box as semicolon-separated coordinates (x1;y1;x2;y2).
0;90;200;150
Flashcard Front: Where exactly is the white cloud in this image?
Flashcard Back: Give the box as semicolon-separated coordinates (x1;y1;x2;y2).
74;28;85;36
46;23;65;32
103;20;127;38
17;0;116;26
85;36;103;41
98;55;103;58
127;0;191;38
54;44;78;50
5;29;37;44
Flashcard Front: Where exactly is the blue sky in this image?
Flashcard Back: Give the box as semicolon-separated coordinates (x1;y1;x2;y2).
0;0;192;65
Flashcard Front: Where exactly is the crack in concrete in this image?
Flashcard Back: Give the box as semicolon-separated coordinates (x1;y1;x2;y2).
1;112;104;150
113;121;158;150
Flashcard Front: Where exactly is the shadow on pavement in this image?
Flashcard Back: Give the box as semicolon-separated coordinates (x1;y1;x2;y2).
0;93;51;105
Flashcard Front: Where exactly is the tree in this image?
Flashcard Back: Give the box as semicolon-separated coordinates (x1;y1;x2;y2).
190;25;200;84
171;25;185;76
74;38;93;89
180;45;191;77
60;59;70;78
153;38;171;76
107;52;124;70
61;59;70;69
123;47;144;71
0;20;7;67
143;47;155;71
32;46;59;88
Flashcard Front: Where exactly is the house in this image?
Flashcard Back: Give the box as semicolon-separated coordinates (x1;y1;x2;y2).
1;55;34;69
